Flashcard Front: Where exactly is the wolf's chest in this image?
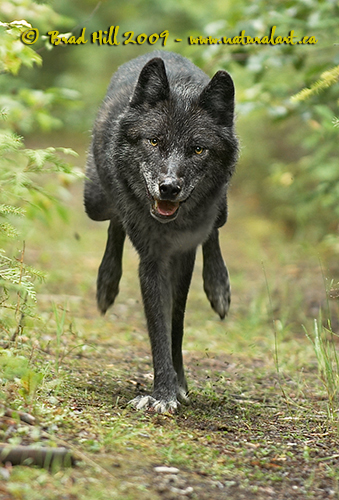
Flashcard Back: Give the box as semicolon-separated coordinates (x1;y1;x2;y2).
139;220;214;260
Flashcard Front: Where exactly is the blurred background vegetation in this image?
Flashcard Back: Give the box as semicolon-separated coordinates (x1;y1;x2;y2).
2;0;339;235
1;0;339;336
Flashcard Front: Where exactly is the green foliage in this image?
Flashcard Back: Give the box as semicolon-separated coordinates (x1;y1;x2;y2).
53;302;67;376
193;0;339;241
28;0;337;242
0;20;42;75
0;249;42;302
0;127;79;335
0;87;81;133
0;348;44;404
0;2;81;342
292;65;339;102
0;11;80;136
304;319;339;418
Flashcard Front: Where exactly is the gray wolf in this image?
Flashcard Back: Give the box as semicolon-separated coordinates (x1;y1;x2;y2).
84;50;238;413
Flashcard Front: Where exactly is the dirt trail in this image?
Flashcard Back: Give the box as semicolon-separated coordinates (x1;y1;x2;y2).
2;188;338;499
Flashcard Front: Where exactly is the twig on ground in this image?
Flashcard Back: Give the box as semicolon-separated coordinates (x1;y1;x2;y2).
2;407;36;425
0;444;74;468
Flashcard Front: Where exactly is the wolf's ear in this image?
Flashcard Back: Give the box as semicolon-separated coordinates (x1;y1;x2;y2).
199;71;235;127
130;58;170;107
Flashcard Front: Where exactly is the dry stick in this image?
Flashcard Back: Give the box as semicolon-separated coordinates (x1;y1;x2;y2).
15;242;25;316
11;295;27;343
0;444;74;468
2;406;115;477
1;409;114;477
316;454;339;462
39;430;115;479
11;242;26;343
0;431;114;475
3;407;36;425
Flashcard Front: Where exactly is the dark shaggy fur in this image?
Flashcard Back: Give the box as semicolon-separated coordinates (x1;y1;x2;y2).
84;51;238;412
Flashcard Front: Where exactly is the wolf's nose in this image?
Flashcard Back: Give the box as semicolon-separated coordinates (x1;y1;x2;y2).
159;179;182;199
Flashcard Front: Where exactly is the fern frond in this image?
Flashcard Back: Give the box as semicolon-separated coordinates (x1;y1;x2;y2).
0;205;25;217
291;65;339;102
0;223;19;238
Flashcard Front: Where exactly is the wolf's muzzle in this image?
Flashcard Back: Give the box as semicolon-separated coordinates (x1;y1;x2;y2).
158;177;182;200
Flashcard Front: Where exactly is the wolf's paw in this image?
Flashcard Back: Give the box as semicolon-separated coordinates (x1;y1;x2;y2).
203;267;231;319
129;395;179;414
96;264;122;314
96;280;119;315
177;386;190;404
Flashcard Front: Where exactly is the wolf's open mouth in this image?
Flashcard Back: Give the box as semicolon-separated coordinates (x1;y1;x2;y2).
151;199;180;222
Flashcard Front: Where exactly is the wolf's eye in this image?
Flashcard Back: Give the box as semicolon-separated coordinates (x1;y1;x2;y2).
194;146;204;155
149;138;158;147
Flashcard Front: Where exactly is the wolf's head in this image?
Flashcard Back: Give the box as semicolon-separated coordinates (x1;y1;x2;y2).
115;57;238;224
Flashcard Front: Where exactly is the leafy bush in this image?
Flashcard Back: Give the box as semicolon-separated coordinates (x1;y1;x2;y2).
0;12;80;342
197;0;339;241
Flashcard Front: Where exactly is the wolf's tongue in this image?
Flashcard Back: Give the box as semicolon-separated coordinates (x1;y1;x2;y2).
155;200;179;216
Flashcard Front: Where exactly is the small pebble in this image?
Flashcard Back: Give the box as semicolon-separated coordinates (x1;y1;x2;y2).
170;486;194;496
154;466;180;474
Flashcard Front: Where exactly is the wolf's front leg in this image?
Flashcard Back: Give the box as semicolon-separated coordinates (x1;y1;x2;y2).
171;250;196;403
130;258;179;413
202;227;231;319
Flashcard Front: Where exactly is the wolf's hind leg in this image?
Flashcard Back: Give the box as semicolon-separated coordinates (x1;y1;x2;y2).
84;150;114;221
97;219;126;314
202;227;231;319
